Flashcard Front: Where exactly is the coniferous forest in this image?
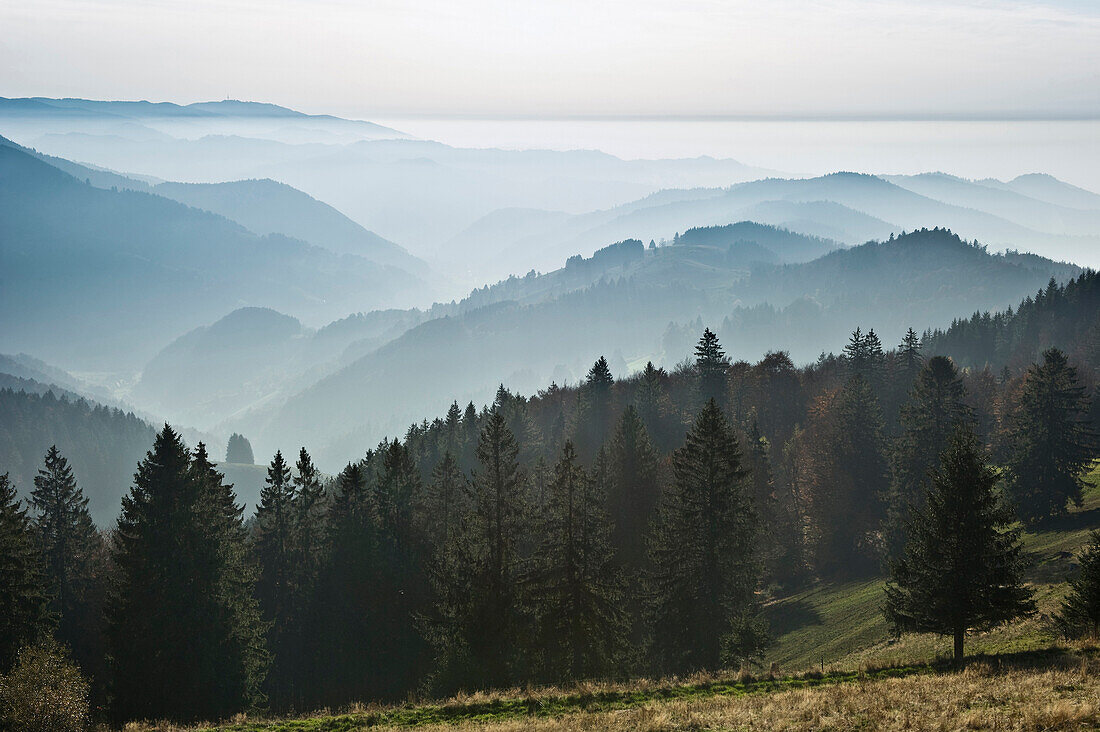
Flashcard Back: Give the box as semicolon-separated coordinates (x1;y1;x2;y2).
1;273;1098;725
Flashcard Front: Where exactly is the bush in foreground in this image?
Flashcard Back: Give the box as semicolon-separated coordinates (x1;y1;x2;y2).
0;639;90;732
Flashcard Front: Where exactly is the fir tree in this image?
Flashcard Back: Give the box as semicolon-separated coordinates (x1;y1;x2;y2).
1006;348;1096;524
424;452;467;546
884;427;1034;668
650;400;764;673
109;427;266;723
634;361;676;451
313;461;382;706
529;442;625;681
225;433;255;464
826;377;889;574
887;356;972;556
603;406;662;574
253;450;296;707
29;446;105;692
574;357;614;462
0;472;48;670
189;443;269;715
430;411;528;690
898;328;923;378
1055;530;1100;639
374;438;430;698
694;328;729;407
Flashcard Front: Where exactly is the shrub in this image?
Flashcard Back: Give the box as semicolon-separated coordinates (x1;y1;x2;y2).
0;640;90;732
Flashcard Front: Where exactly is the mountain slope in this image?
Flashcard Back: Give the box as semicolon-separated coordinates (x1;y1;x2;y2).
0;144;425;369
494;172;1100;273
152;179;426;272
248;229;1079;466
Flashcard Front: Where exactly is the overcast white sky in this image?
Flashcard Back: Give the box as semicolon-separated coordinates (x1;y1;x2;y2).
2;0;1098;118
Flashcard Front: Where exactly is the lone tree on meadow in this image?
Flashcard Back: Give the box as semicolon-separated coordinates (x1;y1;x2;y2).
885;426;1034;668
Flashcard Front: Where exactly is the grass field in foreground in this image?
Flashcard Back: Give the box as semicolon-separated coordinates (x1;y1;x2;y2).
764;462;1100;673
124;647;1099;731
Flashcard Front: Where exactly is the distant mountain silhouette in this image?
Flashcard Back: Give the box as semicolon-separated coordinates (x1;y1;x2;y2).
240;228;1079;467
0;144;428;369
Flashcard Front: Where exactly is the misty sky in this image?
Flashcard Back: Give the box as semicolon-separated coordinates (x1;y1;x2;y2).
2;0;1099;119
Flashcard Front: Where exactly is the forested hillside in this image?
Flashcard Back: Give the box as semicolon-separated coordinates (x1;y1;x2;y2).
0;389;155;525
4;291;1096;725
253;229;1079;466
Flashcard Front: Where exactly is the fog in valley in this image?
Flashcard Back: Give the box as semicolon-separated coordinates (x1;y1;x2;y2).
3;97;1100;513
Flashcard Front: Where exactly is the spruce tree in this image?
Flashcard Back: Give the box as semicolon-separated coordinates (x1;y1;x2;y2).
898;328;923;378
1055;530;1100;639
109;427;266;723
634;361;675;450
694;328;729;406
884;427;1034;668
825;377;889;574
374;438;430;698
226;433;255;464
1006;348;1096;524
650;399;764;674
253;450;296;707
29;446;105;690
429;411;528;690
603;406;662;574
529;442;625;681
574;357;615;462
285;447;325;710
423;452;467;546
313;461;382;706
887;355;972;556
190;443;269;715
0;472;48;670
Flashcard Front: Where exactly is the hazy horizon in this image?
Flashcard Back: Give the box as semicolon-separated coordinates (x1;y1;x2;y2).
4;0;1100;119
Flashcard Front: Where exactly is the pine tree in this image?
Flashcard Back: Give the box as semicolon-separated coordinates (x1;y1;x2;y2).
313;461;382;706
1006;348;1097;524
634;361;677;451
429;411;528;690
695;328;729;406
283;447;325;710
253;450;296;707
824;377;889;574
884;427;1034;668
423;452;467;546
225;433;255;464
29;446;105;692
887;356;972;556
190;442;269;715
574;357;614;462
898;328;923;378
650;400;764;674
1055;530;1100;639
109;427;266;723
0;472;48;670
602;406;662;574
529;442;625;681
374;438;430;698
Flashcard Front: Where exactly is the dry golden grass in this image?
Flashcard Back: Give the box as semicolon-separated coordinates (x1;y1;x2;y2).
359;664;1100;732
119;651;1100;732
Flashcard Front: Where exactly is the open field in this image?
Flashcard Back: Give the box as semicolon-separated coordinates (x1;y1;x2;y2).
120;647;1100;731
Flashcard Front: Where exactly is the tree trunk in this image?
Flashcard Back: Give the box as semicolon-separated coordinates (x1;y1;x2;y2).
953;628;965;669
